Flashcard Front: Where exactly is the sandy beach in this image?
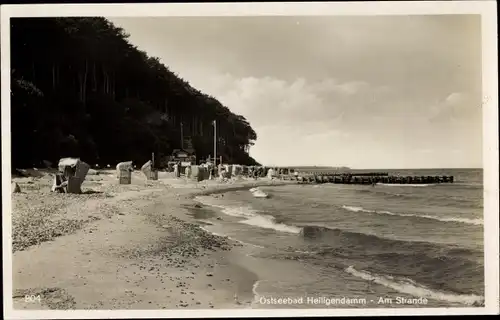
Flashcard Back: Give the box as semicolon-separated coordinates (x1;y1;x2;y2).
10;169;295;310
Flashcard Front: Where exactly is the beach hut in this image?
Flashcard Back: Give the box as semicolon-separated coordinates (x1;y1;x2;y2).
190;165;199;181
173;162;180;178
185;165;192;179
141;160;158;180
190;165;209;182
116;161;133;184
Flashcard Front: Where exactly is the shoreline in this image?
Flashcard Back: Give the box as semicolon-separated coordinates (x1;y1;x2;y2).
10;169;291;310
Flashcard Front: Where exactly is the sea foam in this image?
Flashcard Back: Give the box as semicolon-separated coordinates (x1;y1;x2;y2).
195;195;301;234
241;214;302;234
377;183;431;187
345;266;484;306
341;205;482;226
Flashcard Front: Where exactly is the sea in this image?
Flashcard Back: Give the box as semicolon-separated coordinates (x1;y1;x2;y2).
193;168;484;308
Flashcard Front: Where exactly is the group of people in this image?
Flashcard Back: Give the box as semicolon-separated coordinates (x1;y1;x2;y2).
168;161;216;180
165;161;299;182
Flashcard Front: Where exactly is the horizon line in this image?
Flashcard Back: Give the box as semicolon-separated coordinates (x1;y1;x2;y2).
259;166;483;170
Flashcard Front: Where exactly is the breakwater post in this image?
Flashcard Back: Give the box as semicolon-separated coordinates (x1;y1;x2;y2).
293;173;453;185
227;166;453;185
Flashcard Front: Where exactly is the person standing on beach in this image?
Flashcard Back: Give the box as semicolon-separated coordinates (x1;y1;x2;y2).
173;162;179;178
208;164;214;180
218;166;225;181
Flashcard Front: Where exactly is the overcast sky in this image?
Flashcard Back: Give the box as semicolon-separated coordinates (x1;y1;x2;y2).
109;15;482;169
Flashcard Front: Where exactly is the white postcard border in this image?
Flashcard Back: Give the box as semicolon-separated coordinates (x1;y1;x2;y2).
1;1;498;318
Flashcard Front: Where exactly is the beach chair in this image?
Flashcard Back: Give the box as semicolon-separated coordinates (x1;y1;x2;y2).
52;158;90;194
141;160;158;180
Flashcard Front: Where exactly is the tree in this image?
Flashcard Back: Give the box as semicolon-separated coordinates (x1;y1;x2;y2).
10;17;260;168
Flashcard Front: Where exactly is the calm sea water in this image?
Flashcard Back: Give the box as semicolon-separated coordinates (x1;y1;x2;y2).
194;169;484;308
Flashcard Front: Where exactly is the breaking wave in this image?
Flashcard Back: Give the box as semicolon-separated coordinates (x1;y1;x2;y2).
341;205;482;226
376;183;431;187
345;266;484;306
194;195;300;234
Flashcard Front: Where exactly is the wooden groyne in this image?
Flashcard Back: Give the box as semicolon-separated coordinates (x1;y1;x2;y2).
295;172;389;177
291;174;454;185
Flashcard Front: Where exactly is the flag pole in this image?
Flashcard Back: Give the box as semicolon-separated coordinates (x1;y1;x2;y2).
213;120;217;166
180;122;184;149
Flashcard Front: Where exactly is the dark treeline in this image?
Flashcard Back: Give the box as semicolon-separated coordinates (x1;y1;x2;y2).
11;17;260;168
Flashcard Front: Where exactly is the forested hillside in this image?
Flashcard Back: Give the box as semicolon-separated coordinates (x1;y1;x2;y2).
10;17;260;168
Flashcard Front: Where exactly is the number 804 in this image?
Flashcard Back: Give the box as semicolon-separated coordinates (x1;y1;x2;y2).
24;295;41;303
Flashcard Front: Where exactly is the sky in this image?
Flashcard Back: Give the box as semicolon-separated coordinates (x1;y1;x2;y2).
108;15;483;169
